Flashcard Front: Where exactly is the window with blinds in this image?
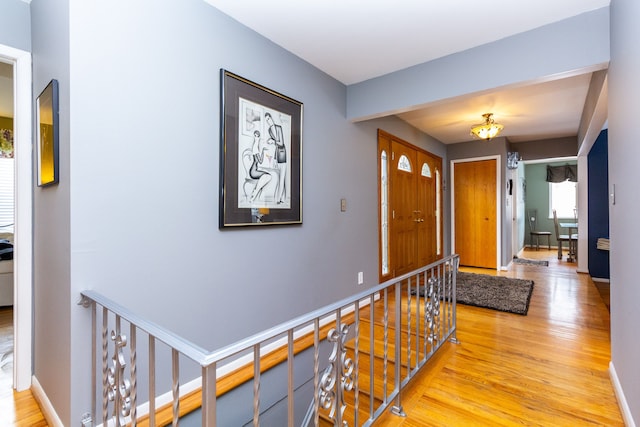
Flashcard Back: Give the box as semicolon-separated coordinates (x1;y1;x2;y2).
0;158;14;233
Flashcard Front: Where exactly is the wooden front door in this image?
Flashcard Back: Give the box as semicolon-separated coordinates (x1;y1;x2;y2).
453;159;497;269
391;140;418;276
416;150;441;268
378;130;443;280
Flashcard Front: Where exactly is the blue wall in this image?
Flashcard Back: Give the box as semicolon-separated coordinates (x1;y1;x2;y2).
587;129;610;279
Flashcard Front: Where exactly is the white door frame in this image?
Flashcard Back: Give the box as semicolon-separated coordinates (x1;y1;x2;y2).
450;155;502;269
510;167;522;258
0;43;32;392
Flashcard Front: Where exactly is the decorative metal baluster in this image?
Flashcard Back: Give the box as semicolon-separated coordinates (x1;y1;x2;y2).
253;344;260;426
102;309;109;426
288;330;294;427
313;319;320;427
340;323;354;426
416;272;423;365
426;277;435;355
107;315;131;427
319;322;352;426
434;275;441;344
445;266;452;333
149;336;156;427
202;362;217;427
450;259;460;344
369;294;375;419
391;282;406;417
319;334;336;419
383;288;389;402
354;303;360;427
407;278;412;374
172;349;179;426
423;273;429;357
336;315;344;427
130;325;137;426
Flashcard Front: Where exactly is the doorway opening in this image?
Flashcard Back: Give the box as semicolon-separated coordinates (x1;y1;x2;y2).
0;43;33;392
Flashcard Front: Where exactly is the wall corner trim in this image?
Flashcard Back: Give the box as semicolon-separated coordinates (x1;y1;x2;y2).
609;361;637;427
31;375;63;427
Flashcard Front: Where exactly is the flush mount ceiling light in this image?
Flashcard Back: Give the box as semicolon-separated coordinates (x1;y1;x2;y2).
470;113;504;141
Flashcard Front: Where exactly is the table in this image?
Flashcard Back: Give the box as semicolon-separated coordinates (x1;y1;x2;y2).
559;222;578;261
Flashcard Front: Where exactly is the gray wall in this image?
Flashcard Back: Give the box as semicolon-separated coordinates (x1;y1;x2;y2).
512;137;578;161
30;0;73;423
19;0;634;424
610;0;640;423
31;0;445;423
0;0;31;52
347;8;610;121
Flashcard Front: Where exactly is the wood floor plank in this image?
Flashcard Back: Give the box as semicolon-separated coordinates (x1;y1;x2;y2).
373;249;623;426
0;249;622;426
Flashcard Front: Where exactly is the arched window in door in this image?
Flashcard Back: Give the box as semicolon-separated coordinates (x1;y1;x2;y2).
398;154;412;172
421;162;432;178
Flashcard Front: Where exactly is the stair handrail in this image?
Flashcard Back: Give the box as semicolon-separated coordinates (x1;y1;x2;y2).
81;253;459;426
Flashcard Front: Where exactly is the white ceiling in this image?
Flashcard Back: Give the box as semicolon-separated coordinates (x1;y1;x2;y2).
0;2;611;143
206;0;610;144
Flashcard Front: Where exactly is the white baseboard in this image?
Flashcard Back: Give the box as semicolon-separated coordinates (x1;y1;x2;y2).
591;277;610;283
31;375;64;427
609;361;637;427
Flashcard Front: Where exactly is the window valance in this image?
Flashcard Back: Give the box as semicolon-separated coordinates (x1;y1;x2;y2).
546;164;577;183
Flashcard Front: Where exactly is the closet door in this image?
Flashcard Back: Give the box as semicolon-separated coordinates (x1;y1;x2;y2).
453;159;497;269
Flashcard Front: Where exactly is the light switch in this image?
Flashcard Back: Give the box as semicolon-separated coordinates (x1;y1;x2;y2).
340;198;347;212
610;184;615;205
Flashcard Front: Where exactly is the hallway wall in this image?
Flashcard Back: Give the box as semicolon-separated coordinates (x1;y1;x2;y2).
33;0;445;423
609;0;640;423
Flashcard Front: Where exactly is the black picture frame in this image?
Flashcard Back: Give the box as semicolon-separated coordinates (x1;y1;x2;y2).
36;79;59;187
219;70;303;227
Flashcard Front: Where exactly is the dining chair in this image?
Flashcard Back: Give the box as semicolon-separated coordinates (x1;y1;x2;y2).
527;209;551;250
553;209;577;260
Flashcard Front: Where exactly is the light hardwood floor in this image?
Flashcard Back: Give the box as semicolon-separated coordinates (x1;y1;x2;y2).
0;306;47;426
375;249;621;426
0;249;621;426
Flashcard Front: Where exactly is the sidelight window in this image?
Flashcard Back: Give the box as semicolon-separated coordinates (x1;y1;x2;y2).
380;150;389;275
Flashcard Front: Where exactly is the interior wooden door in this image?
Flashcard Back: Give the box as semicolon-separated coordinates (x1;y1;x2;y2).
391;140;418;276
416;150;441;266
454;159;497;269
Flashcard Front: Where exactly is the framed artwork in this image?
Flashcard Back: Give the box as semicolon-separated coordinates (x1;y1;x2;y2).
36;79;59;187
219;69;303;227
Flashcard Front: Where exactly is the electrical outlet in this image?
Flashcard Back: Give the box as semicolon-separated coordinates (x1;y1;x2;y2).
340;198;347;212
358;272;363;285
81;413;92;427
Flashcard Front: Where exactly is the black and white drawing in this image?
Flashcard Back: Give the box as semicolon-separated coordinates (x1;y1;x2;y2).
219;69;302;227
237;99;291;209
